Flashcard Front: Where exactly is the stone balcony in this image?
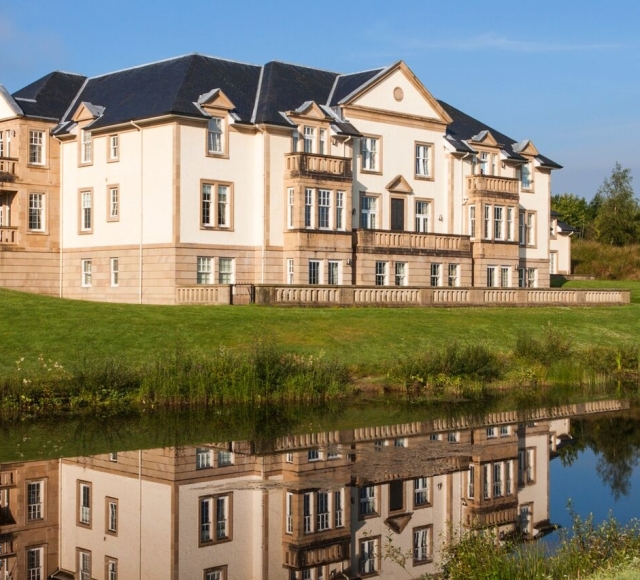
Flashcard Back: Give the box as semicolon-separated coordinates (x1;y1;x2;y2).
0;157;18;183
285;153;352;182
0;227;17;245
355;229;471;254
466;174;519;201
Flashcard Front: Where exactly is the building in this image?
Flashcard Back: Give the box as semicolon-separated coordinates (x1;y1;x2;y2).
549;210;578;276
1;54;582;305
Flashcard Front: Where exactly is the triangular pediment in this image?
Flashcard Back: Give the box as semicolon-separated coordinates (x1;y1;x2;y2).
513;139;539;156
470;130;501;147
385;513;413;534
0;85;23;120
287;101;328;121
386;174;413;194
198;88;236;113
341;62;452;125
72;101;105;123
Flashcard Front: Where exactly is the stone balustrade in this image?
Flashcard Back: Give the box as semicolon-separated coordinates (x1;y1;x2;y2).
355;229;470;253
0;158;17;182
0;227;17;245
467;174;519;197
285;152;352;180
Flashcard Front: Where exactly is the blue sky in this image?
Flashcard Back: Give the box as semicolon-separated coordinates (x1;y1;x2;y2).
2;0;638;199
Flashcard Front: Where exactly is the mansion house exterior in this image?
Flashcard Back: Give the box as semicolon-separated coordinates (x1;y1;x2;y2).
0;54;564;304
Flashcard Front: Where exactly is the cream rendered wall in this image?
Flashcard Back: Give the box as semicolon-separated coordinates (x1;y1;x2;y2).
61;125;174;249
518;432;550;530
355;69;442;120
178;476;262;579
178;123;262;247
519;166;551;263
60;462;172;580
550;234;572;274
267;131;289;249
351;123;448;232
0;94;18;120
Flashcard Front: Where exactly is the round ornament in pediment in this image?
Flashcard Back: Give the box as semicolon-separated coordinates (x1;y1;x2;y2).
393;87;404;102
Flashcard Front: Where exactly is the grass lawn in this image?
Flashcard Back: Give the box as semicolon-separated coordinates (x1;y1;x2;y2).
1;281;639;377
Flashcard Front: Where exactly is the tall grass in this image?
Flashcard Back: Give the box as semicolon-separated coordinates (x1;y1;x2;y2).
572;239;640;280
440;510;640;579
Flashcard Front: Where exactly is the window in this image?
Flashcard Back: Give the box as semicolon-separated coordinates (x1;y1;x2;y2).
80;190;92;232
317;492;330;531
207;118;224;154
27;481;43;521
375;261;387;286
81;260;92;288
304;126;315;153
287;188;294;229
430;263;441;287
305;188;314;228
107;558;118;580
218;258;233;284
360;195;377;229
29;130;44;165
448;264;458;287
413;526;432;563
107;498;118;534
81;130;92;164
319;129;327;154
468;465;475;499
483;464;490;500
110;258;119;287
308;448;321;462
518;268;525;288
395;262;406;286
196;448;212;469
520;503;533;535
318;190;330;228
109;135;119;161
334;490;343;527
415;201;429;233
78;482;91;525
526;213;535;246
205;567;226;580
521;161;532;189
507;208;514;241
487;266;496;288
201;182;233;229
415;143;431;177
550;251;557;274
309;260;320;285
109;452;118;462
0;192;10;227
500;266;510;288
361;136;379;171
304;492;313;533
359;486;376;516
480;152;489;175
79;550;91;580
494;206;503;240
493;463;503;497
287;259;294;284
527;268;537;288
359;538;378;575
414;477;429;507
0;130;4;157
448;431;459;443
484;205;491;239
505;460;513;495
28;193;45;231
197;257;212;285
500;425;510;437
108;186;119;221
336;191;344;230
292;129;300;152
285;452;294;463
218;449;233;466
469;205;476;238
328;261;340;285
27;547;43;580
389;480;404;512
519;449;535;484
486;427;496;439
285;492;293;534
200;494;231;543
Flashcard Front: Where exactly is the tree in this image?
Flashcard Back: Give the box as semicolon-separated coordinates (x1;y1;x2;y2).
551;193;590;237
593;163;640;245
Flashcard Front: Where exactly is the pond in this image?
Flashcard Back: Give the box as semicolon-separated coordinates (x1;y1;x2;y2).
0;395;638;579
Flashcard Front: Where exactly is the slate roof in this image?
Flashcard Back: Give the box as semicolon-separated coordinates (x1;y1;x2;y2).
329;69;385;106
438;100;561;169
551;210;579;233
12;71;86;120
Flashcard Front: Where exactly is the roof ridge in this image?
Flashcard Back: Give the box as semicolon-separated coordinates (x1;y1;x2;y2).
251;66;265;124
266;59;339;75
58;77;90;125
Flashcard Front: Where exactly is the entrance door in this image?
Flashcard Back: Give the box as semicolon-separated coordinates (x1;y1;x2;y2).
390;198;405;231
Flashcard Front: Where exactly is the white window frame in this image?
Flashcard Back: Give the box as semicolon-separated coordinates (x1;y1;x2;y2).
197;257;213;285
359;486;376;517
415;200;429;233
308;260;321;285
196;448;212;469
109;187;119;220
81;191;92;232
303;492;313;534
413;526;432;563
334;490;344;528
359;538;377;574
27;480;43;521
79;482;91;524
430;263;441;287
110;258;119;287
107;499;118;533
336;191;344;230
318;189;331;229
305;188;314;229
107;559;118;580
521;161;533;190
29;130;45;165
304;126;315;153
507;207;514;241
394;262;406;286
27;547;43;580
217;185;229;227
81;260;92;288
527;268;537;288
218;449;234;467
316;492;330;531
29;193;45;231
484;204;491;239
201;183;232;229
487;266;497;288
500;266;510;288
109;134;119;161
286;259;294;284
375;261;387;286
468;465;475;499
494;206;504;240
207;117;224;155
286;492;293;534
287;188;294;229
361;137;378;171
328;260;340;285
360;195;377;229
319;128;327;154
414;477;429;507
448;264;459;287
218;258;234;284
415;143;431;177
81;129;92;164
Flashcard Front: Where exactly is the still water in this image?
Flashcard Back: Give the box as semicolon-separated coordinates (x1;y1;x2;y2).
0;397;638;579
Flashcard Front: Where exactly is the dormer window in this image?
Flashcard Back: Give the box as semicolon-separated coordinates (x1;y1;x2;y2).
304;126;315;153
207;118;224;155
81;130;92;164
319;129;327;154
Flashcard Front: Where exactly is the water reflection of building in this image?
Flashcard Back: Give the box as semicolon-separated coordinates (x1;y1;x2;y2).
14;398;623;579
